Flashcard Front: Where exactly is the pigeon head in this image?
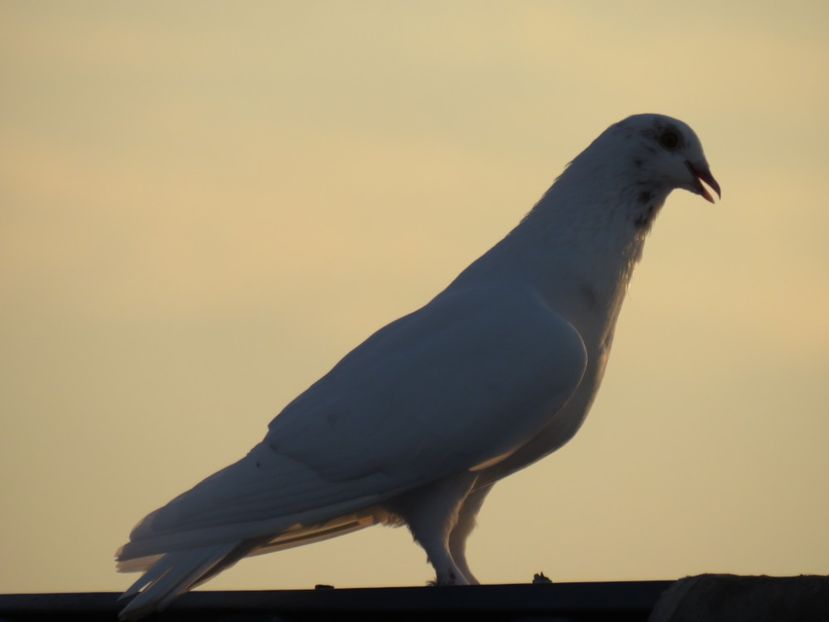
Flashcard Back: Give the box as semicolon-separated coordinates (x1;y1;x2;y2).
613;113;721;204
541;114;721;235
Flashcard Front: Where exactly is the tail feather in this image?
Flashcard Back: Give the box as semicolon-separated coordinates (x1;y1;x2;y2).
115;442;415;619
118;542;241;620
116;554;162;573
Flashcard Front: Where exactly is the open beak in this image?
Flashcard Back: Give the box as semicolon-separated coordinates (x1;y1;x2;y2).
686;161;721;203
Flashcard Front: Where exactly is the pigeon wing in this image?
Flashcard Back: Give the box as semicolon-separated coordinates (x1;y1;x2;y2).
119;284;587;558
270;284;588;484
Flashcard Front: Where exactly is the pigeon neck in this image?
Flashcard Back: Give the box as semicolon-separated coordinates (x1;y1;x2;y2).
452;154;668;340
514;175;654;326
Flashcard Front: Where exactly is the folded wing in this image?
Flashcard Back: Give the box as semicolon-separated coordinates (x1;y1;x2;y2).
117;284;587;617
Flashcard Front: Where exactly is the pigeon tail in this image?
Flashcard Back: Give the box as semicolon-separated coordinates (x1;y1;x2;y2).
117;542;242;620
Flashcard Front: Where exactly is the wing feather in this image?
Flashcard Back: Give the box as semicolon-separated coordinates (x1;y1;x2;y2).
269;285;587;482
118;284;586;565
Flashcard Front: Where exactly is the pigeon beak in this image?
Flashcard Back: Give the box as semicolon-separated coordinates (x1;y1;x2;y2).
686;161;721;203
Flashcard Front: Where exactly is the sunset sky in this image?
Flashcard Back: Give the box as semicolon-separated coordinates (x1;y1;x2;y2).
1;1;827;593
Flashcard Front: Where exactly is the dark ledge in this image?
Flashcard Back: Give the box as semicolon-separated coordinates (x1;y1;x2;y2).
0;581;674;621
4;576;827;622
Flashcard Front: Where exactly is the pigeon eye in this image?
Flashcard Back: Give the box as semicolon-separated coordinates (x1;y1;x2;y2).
659;130;680;150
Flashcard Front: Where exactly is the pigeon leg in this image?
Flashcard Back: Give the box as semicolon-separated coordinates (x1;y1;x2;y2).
448;483;493;585
386;472;478;585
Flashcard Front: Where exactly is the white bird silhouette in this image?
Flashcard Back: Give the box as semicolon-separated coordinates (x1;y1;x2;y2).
116;113;720;619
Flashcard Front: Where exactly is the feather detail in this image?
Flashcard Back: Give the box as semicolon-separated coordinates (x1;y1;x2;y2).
118;542;239;620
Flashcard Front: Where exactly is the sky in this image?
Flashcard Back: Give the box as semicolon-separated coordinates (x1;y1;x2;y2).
1;1;827;593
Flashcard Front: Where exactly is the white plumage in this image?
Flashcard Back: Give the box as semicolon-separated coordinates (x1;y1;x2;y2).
116;113;720;619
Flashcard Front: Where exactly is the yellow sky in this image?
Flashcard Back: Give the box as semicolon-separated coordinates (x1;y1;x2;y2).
1;1;827;592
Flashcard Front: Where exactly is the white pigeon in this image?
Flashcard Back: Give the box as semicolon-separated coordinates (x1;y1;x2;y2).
116;113;720;619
